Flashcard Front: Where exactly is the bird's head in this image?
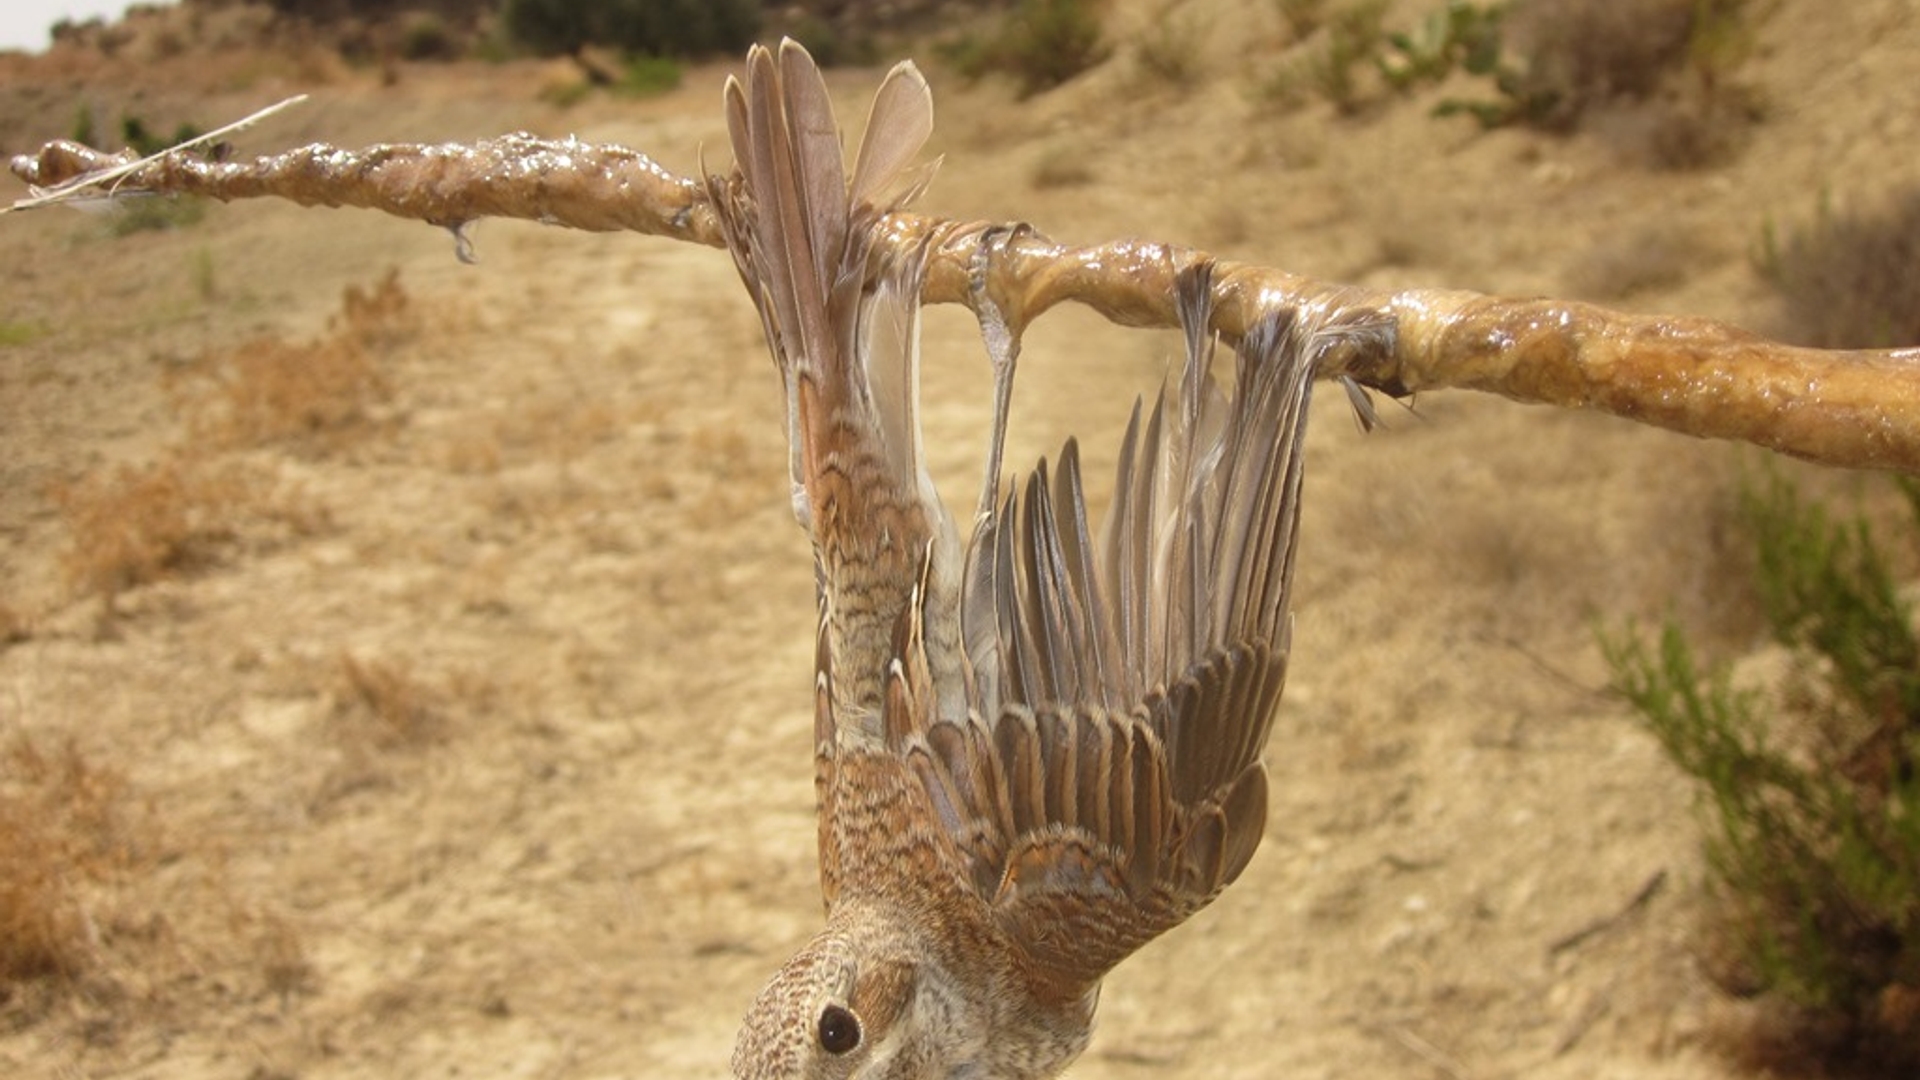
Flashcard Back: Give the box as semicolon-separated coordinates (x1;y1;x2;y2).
730;917;1005;1080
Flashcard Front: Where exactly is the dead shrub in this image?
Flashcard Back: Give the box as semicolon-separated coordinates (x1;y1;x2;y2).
0;737;143;988
1756;188;1920;350
1506;0;1696;124
51;455;254;603
180;270;413;450
49;455;320;606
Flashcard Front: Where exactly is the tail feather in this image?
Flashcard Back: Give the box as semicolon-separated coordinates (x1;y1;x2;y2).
711;40;957;725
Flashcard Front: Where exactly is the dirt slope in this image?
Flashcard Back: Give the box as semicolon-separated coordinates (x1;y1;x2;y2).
3;1;1918;1077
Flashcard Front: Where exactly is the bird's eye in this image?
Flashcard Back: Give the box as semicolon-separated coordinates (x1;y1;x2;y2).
817;1003;862;1055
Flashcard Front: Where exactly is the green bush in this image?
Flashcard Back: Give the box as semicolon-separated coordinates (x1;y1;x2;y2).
119;114;203;158
1266;0;1758;143
942;0;1110;99
615;55;683;98
499;0;760;58
1256;0;1388;114
1602;470;1920;1072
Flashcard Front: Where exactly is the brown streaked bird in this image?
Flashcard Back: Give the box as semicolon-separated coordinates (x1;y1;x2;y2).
706;40;1389;1080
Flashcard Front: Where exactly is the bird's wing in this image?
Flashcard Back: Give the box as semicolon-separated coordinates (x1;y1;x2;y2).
880;262;1393;1002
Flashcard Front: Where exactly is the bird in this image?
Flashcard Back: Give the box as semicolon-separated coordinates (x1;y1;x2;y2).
706;39;1389;1080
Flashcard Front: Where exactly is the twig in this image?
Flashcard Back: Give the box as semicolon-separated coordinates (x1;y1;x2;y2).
3;94;308;212
1368;1020;1473;1080
1548;869;1668;956
1552;989;1612;1057
9;92;1920;473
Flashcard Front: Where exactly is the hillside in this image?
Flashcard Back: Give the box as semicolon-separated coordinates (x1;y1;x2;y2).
3;1;1918;1077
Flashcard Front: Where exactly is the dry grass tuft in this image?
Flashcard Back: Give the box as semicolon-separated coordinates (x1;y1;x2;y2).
42;276;420;607
334;651;446;749
49;455;319;606
178;269;413;450
50;455;254;603
0;737;143;988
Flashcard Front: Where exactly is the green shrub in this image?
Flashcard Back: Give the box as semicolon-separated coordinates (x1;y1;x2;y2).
70;102;97;149
1257;0;1388;113
499;0;759;58
1376;0;1505;92
119;113;203;157
1756;188;1920;350
942;0;1110;99
616;55;683;98
1268;0;1761;144
1601;470;1920;1072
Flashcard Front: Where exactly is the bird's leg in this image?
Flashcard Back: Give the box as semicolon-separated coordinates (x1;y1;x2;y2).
968;223;1031;523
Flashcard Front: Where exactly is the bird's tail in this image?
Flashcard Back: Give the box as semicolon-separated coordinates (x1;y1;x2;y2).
709;41;960;721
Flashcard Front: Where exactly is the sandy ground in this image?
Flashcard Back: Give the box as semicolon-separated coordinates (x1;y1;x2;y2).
3;1;1918;1077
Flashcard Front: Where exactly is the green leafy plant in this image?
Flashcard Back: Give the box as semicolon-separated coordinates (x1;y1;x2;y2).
616;54;683;98
1284;0;1762;142
1602;470;1920;1072
1376;0;1505;91
119;113;203;157
1259;0;1388;113
69;102;97;149
1365;0;1559;127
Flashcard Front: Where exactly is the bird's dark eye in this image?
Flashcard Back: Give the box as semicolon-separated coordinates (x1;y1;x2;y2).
817;1003;862;1055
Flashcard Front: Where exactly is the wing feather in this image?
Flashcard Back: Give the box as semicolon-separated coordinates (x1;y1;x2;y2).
919;260;1393;997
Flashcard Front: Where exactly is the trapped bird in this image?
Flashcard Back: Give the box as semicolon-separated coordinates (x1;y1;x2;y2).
707;40;1388;1080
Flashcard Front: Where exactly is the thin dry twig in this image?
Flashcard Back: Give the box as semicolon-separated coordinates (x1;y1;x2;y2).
1367;1020;1473;1080
10;101;1920;473
3;94;307;212
1548;869;1669;956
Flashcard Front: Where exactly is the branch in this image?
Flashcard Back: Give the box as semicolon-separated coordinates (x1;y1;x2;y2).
12;123;1920;473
